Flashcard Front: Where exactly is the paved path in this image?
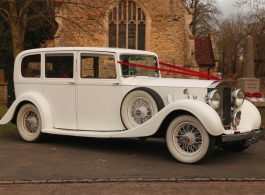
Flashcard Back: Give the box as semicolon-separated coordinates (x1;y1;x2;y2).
0;135;265;181
1;182;265;195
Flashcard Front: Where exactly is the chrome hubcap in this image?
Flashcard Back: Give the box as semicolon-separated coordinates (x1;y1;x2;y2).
173;122;203;156
182;132;196;145
128;97;154;126
135;107;148;118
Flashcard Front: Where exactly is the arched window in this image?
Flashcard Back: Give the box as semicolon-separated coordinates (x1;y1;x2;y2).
109;0;146;50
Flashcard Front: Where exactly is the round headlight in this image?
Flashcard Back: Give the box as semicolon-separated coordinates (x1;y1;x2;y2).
232;89;245;108
206;90;220;109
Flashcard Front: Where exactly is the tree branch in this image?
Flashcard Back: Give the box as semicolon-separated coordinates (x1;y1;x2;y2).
0;8;11;24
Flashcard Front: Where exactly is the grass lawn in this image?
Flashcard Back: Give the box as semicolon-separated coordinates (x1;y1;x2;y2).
0;103;264;138
0;103;18;137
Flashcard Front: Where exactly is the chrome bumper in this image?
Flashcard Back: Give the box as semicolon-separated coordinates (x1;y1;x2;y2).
222;129;265;142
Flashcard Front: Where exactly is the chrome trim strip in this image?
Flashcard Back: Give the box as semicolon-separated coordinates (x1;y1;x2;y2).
222;129;265;142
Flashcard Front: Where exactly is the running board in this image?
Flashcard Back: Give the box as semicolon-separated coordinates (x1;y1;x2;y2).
42;128;120;138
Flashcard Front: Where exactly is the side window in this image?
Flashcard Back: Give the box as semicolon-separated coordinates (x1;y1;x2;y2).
81;54;116;79
21;54;41;78
45;54;74;78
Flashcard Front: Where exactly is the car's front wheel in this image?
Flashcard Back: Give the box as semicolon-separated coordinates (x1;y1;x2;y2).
17;104;46;142
166;115;215;164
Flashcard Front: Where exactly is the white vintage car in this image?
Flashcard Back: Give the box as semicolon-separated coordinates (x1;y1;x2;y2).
1;47;264;164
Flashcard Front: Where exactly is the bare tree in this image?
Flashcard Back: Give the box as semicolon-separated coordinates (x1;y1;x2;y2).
245;9;265;77
184;0;221;36
232;1;265;77
0;0;108;59
217;13;246;76
235;0;265;8
0;0;33;59
217;7;265;78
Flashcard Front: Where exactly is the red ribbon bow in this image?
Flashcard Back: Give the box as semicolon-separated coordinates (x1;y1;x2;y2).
244;92;262;98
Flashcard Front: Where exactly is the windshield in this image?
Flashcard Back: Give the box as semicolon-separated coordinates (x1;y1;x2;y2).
120;55;159;77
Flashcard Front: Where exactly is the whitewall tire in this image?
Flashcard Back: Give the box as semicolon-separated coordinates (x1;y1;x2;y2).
166;115;215;164
17;104;46;142
121;87;164;129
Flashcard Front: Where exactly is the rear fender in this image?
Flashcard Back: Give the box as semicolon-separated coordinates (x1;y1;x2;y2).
0;92;53;130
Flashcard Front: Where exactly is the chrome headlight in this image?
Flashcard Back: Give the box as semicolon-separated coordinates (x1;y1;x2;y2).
232;89;244;108
206;90;220;109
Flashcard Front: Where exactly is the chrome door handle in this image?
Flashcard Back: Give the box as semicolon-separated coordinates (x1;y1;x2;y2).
112;83;119;86
68;82;75;84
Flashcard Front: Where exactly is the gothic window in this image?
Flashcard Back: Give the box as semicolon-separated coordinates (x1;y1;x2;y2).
109;0;146;50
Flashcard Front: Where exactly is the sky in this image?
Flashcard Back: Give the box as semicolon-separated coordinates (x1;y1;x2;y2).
216;0;237;15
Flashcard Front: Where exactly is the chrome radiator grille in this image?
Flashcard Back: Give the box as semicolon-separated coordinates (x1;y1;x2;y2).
222;87;231;126
208;82;231;127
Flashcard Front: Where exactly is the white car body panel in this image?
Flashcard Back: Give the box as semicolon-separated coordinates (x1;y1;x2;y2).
42;99;224;137
42;80;77;129
120;77;212;102
76;80;124;130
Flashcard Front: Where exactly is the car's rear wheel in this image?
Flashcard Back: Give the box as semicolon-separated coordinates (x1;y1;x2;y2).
17;104;46;142
166;115;215;164
121;87;164;129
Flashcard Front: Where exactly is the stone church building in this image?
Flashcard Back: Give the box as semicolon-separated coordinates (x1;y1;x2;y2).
47;0;217;77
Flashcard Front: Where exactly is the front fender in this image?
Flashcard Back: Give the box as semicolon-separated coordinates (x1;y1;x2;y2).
112;99;223;137
0;92;53;130
235;100;261;131
166;99;224;136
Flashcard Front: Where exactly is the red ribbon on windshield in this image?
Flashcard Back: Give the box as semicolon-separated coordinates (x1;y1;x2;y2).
118;61;221;80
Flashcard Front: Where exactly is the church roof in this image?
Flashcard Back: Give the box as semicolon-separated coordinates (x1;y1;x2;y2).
195;36;215;66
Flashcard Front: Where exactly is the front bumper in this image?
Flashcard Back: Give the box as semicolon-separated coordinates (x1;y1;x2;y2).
222;129;265;142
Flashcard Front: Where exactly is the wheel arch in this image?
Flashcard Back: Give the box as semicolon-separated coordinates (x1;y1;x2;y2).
1;92;53;130
11;100;31;124
152;109;195;138
152;99;224;137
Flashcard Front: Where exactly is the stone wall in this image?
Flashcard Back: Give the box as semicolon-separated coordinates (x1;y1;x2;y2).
46;0;197;75
0;70;4;82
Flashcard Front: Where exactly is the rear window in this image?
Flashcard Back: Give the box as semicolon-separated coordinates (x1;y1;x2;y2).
45;54;74;78
21;54;41;78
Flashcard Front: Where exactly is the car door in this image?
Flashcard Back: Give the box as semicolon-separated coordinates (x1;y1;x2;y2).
42;52;77;130
76;51;124;131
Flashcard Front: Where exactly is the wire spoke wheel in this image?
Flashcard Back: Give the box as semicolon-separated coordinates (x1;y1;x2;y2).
22;109;40;135
173;122;203;156
128;97;154;126
166;115;215;164
17;104;46;142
